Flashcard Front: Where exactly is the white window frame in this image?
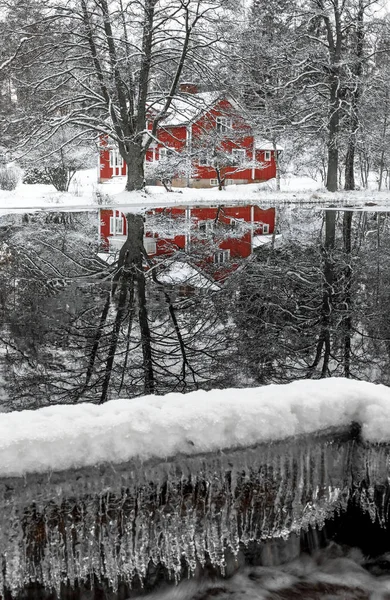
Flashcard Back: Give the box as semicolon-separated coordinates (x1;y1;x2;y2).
213;249;230;264
231;149;246;164
262;223;269;234
109;216;124;235
198;152;209;166
109;149;123;169
225;179;234;185
159;147;175;161
230;218;242;230
198;220;214;234
210;179;219;186
216;116;232;134
143;236;157;255
264;151;271;161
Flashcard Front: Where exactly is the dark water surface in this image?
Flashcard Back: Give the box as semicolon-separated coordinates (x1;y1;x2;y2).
132;544;390;599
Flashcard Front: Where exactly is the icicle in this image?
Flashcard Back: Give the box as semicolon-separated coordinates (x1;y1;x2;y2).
0;424;384;598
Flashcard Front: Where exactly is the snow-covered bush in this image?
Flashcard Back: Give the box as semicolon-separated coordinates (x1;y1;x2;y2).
0;166;20;190
22;168;52;185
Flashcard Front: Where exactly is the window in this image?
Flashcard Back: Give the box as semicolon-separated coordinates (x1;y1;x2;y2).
198;221;214;234
225;179;234;185
232;149;246;164
213;249;230;264
263;224;269;234
264;151;271;161
109;216;124;235
210;179;219;186
159;147;174;161
230;218;242;230
216;117;232;134
198;152;209;166
143;237;157;255
109;150;123;168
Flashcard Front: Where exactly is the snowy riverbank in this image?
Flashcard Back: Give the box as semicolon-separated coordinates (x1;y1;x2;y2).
0;378;389;478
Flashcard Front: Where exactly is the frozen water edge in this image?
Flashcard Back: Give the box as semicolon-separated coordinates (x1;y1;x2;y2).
0;425;361;596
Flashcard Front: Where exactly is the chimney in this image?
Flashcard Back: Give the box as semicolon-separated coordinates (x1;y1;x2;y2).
179;82;199;94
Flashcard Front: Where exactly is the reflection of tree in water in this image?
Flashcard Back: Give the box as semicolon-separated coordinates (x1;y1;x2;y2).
233;208;390;385
1;207;390;409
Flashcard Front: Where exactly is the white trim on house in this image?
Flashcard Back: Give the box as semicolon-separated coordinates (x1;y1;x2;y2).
109;150;124;174
213;249;230;264
109;214;124;235
144;237;157;255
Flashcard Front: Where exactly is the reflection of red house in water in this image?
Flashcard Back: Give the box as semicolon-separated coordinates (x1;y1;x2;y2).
98;84;281;188
99;205;275;281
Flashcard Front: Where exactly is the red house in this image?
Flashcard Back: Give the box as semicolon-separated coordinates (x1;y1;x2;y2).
99;205;276;281
98;84;281;188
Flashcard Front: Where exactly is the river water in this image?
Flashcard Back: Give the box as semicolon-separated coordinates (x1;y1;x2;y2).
132;543;390;600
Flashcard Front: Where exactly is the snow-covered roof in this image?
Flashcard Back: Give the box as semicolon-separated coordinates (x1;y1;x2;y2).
152;91;222;127
254;138;284;151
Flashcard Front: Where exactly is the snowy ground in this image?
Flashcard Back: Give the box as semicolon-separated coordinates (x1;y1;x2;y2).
0;377;388;478
2;170;390;215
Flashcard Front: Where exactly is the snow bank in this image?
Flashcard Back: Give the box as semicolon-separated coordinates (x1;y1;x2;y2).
4;174;390;216
0;378;389;478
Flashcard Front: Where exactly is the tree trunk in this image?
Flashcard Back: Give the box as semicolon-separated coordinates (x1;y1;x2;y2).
309;210;335;378
326;81;340;192
344;0;364;191
344;144;355;190
137;270;155;394
273;141;281;191
342;212;352;377
378;107;388;191
99;213;155;402
320;210;336;376
125;143;145;191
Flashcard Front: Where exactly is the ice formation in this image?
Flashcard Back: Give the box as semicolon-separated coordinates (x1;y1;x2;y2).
0;424;367;596
0;378;388;596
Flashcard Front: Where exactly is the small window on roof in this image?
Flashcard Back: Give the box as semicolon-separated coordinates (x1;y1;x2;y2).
216;117;232;134
214;249;230;264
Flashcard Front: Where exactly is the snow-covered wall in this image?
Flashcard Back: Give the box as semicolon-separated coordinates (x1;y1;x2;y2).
0;378;389;478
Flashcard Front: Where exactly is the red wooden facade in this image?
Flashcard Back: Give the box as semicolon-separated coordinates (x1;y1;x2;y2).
99;205;276;281
98;90;279;188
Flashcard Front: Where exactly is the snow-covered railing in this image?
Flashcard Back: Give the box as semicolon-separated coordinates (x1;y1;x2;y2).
0;379;389;597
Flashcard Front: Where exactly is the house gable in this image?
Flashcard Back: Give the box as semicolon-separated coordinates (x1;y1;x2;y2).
98;91;278;186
